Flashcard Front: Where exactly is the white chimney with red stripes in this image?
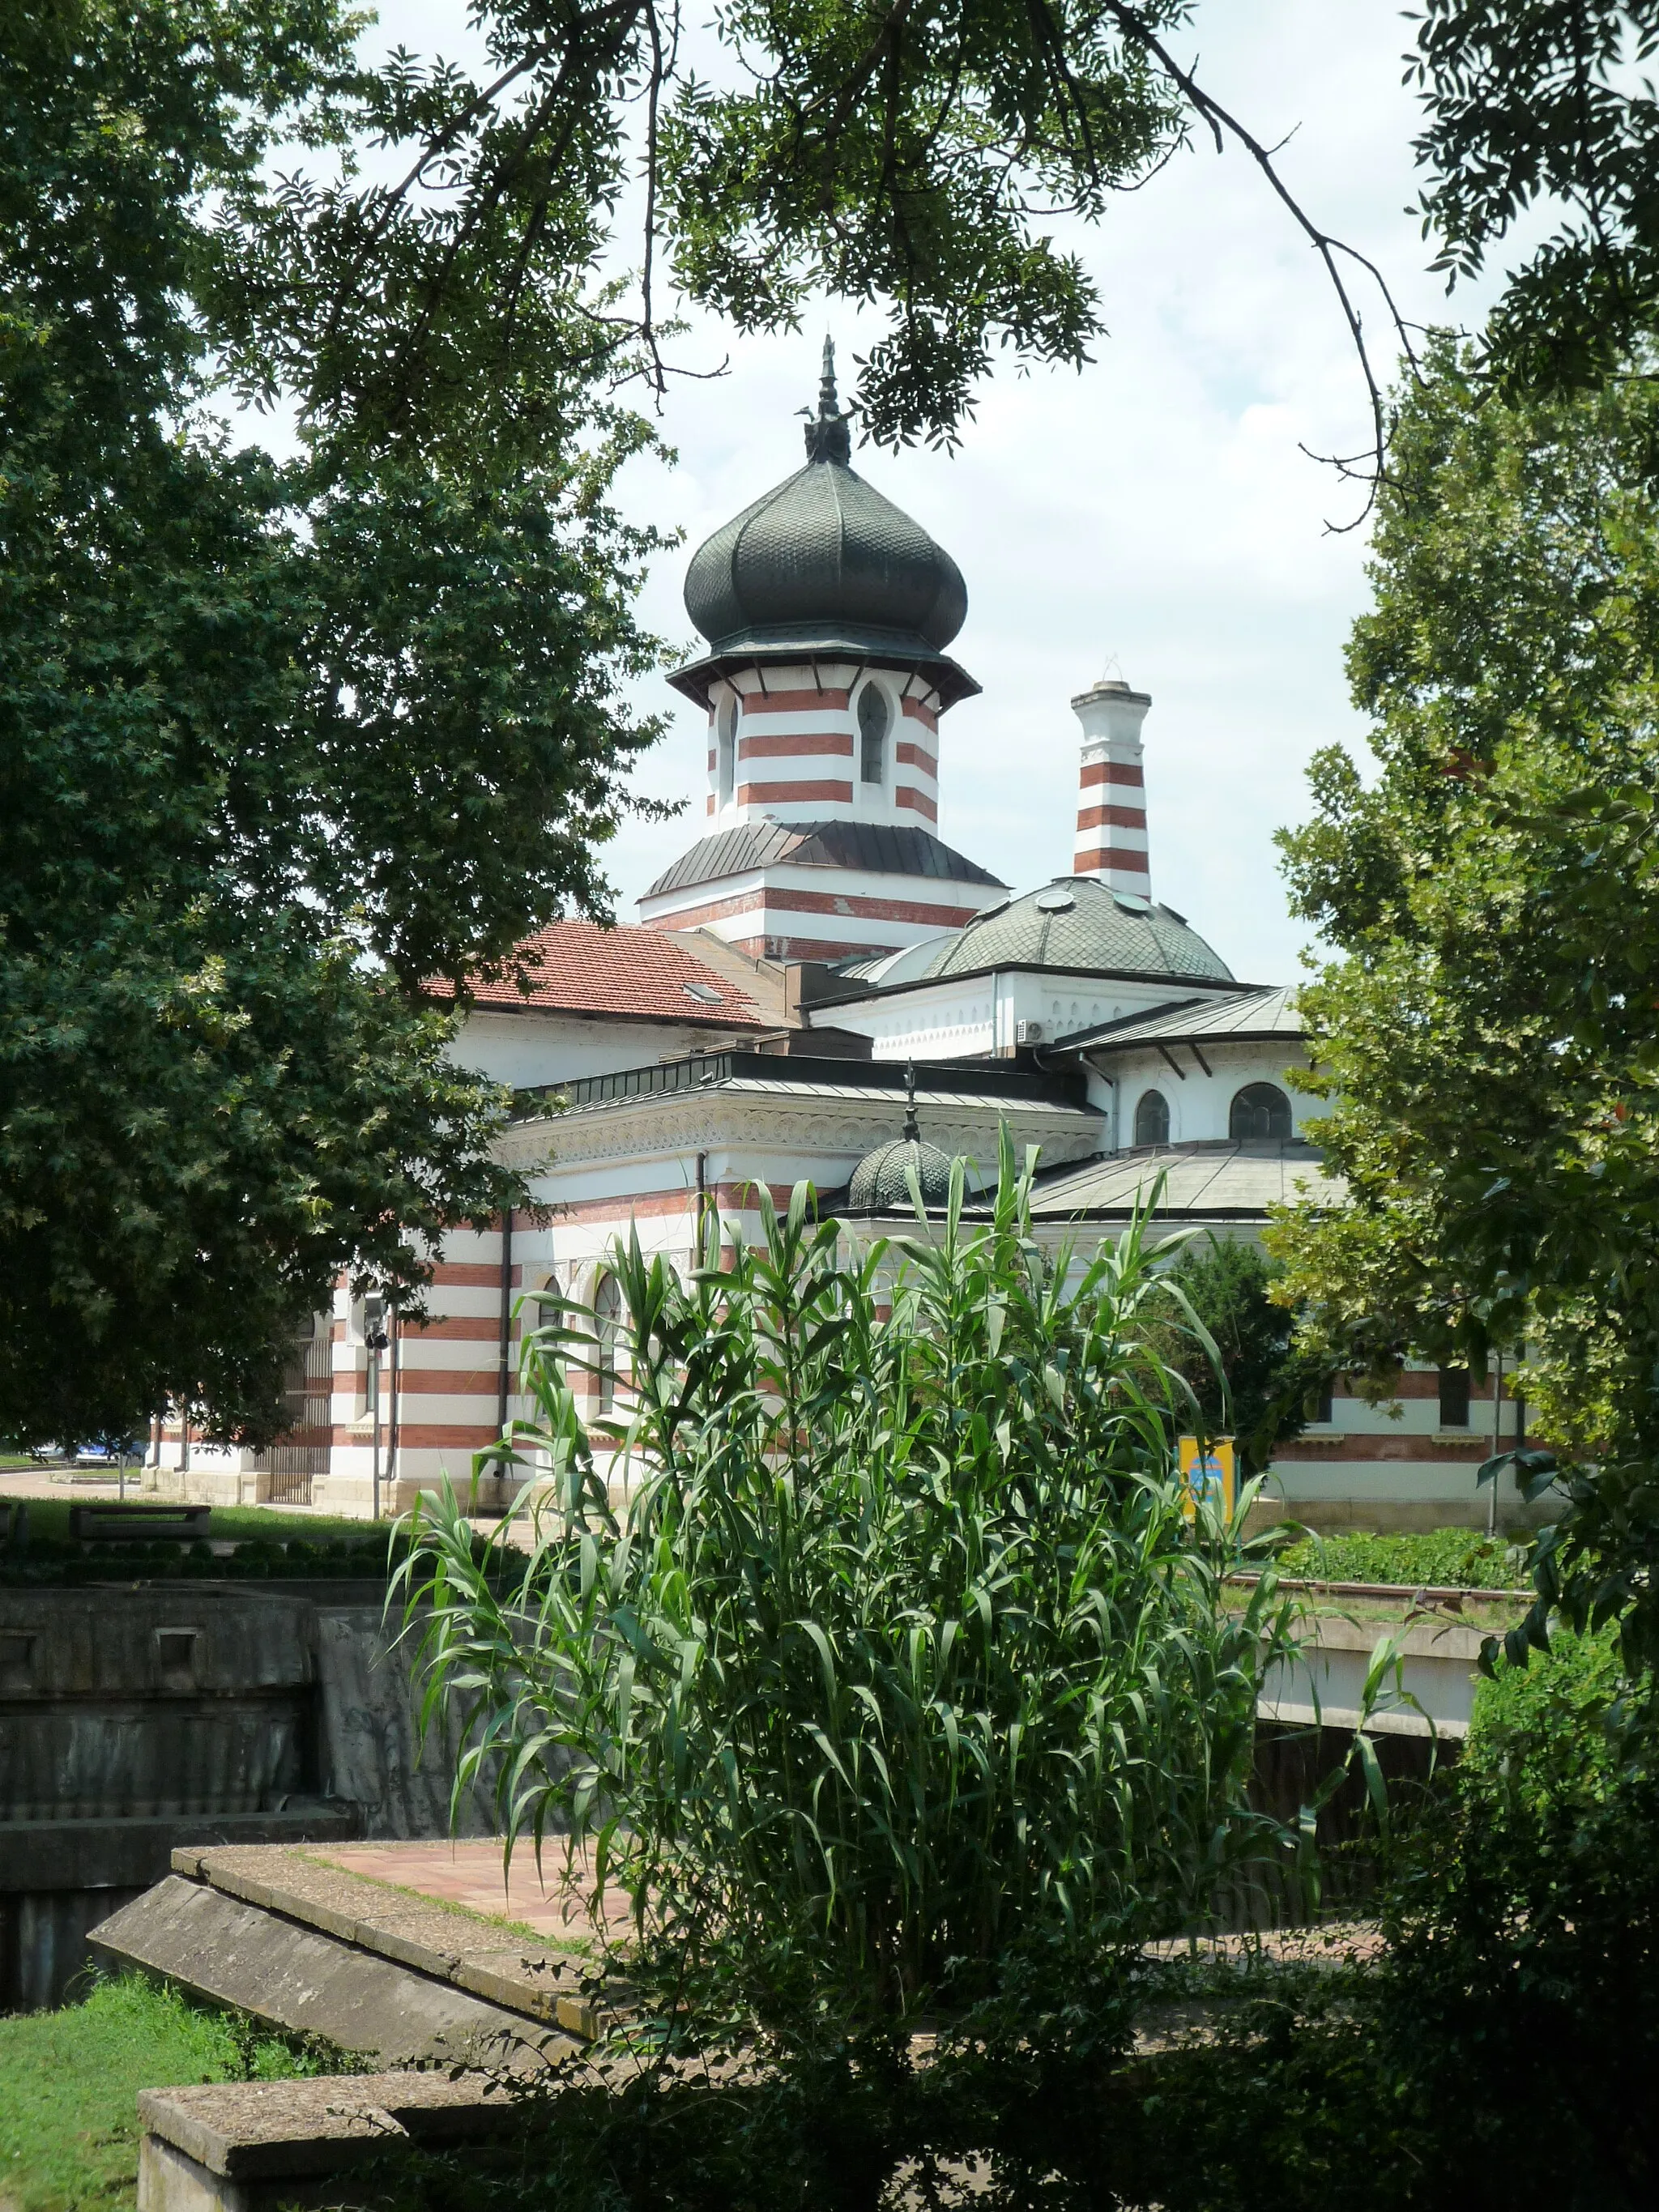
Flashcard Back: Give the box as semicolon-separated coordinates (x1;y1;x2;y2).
1071;672;1152;897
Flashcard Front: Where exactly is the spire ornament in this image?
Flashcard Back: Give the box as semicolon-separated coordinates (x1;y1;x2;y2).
802;335;854;465
902;1059;921;1144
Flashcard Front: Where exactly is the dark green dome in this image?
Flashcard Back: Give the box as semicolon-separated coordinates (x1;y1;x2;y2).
847;1132;957;1212
924;876;1234;985
684;342;967;660
846;1074;957;1211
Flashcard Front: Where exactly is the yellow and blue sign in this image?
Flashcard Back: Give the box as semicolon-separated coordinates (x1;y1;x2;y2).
1178;1434;1235;1521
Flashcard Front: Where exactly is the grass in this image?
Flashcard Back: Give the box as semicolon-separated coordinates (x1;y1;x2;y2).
6;1496;378;1547
0;1975;349;2212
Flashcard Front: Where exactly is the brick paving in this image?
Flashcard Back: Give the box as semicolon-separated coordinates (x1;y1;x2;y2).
312;1838;635;1941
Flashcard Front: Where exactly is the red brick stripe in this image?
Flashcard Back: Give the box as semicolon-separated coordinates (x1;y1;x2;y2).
1080;761;1145;789
740;731;854;760
743;688;851;714
736;778;854;806
1074;846;1152;876
1075;803;1148;833
895;740;938;778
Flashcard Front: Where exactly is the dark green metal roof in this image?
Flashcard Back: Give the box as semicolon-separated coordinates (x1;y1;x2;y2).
923;877;1234;985
847;1132;957;1212
676;343;970;697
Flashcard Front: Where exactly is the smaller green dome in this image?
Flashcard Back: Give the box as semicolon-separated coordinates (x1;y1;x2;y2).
846;1074;957;1210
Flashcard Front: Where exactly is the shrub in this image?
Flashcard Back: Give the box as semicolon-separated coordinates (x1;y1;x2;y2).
1277;1527;1527;1589
399;1138;1307;2052
1374;1632;1659;2208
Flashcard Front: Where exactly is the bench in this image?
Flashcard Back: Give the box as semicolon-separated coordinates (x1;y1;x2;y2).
137;2070;522;2212
69;1502;212;1545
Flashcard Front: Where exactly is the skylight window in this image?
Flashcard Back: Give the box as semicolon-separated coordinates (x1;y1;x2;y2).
683;982;723;1004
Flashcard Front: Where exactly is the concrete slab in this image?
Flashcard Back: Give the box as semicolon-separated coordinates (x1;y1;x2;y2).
88;1876;576;2069
169;1843;615;2035
136;2071;522;2212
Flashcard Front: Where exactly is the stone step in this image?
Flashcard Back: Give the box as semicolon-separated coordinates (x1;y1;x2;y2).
89;1873;582;2071
169;1841;613;2035
137;2070;520;2212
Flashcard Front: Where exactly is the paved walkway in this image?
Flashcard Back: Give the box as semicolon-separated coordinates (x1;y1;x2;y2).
312;1839;636;1941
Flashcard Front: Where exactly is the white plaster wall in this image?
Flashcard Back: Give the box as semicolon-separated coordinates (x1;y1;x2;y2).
829;970;1238;1063
451;1009;748;1091
1104;1040;1314;1146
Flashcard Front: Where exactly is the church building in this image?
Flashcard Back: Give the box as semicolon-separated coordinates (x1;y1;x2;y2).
148;347;1531;1536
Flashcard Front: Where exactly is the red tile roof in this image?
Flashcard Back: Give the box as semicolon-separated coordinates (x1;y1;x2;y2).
457;923;780;1029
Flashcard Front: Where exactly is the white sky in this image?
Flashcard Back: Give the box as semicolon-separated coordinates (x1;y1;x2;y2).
367;3;1503;987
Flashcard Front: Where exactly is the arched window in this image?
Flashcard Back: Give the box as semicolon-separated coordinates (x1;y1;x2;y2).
1230;1081;1293;1141
592;1272;622;1413
858;683;889;786
1133;1089;1169;1148
717;696;737;806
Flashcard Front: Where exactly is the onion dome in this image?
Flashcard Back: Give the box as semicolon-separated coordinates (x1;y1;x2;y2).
924;876;1234;985
847;1067;957;1212
671;341;978;709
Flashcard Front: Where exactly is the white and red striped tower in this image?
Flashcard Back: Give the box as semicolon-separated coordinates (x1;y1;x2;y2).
639;342;1007;961
1070;673;1152;897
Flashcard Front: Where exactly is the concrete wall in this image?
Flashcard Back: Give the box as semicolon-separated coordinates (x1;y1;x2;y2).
0;1586;497;2011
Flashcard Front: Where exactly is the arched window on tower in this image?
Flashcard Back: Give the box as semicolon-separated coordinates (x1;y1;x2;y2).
858;683;890;787
717;695;738;807
1229;1082;1293;1141
1133;1089;1169;1148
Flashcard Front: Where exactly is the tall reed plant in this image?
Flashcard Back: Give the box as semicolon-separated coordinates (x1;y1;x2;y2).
396;1135;1304;2045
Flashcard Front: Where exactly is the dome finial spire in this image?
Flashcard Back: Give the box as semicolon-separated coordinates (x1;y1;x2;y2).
902;1059;920;1144
803;335;853;465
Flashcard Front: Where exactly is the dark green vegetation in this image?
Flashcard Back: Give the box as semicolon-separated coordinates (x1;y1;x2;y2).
0;0;662;1451
0;1498;504;1585
181;1631;1650;2212
0;1974;347;2212
401;1145;1310;2052
1270;345;1659;1670
1157;1238;1317;1473
1277;1527;1529;1590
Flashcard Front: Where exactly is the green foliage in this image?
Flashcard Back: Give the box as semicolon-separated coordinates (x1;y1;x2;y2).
1156;1238;1316;1473
659;0;1186;446
399;1138;1304;2052
0;1;664;1446
1369;1641;1659;2208
1269;339;1659;1669
1414;2;1659;403
0;1972;346;2212
1277;1527;1527;1590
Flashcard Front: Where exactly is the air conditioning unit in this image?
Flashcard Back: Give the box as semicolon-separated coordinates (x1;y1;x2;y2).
1015;1020;1044;1045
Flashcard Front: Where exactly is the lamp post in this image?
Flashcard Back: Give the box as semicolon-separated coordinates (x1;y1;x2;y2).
365;1294;387;1522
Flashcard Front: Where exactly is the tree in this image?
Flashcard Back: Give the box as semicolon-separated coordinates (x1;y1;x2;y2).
1;2;665;1444
1413;2;1659;404
1269;338;1659;1668
1159;1238;1316;1475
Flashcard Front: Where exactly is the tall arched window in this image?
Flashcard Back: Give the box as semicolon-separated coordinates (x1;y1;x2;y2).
717;696;738;806
858;683;890;786
1229;1081;1293;1141
1133;1089;1170;1148
592;1272;622;1413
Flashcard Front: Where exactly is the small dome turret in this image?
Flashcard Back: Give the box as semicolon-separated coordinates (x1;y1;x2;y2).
846;1068;958;1212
